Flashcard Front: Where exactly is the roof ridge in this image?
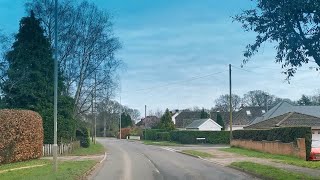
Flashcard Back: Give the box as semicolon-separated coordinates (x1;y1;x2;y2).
276;112;294;127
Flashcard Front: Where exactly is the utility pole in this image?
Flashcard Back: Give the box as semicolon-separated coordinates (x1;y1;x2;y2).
119;95;122;139
91;91;94;142
144;105;147;140
229;64;233;143
53;0;58;173
94;73;97;144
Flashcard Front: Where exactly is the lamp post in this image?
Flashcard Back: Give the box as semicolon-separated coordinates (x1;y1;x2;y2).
53;0;58;173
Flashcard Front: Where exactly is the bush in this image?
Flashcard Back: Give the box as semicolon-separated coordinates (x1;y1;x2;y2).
119;128;131;139
142;129;167;140
0;110;43;164
76;127;90;148
233;127;312;160
156;132;170;141
170;131;230;144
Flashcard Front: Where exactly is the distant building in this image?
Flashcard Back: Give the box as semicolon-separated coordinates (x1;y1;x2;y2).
136;116;160;129
185;118;222;131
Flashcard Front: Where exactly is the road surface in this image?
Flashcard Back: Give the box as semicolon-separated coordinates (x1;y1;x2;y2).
90;138;257;180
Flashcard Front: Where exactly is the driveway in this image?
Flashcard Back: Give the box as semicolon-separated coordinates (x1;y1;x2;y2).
88;138;258;180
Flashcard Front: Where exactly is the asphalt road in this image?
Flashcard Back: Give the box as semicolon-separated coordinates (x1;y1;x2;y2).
90;138;257;180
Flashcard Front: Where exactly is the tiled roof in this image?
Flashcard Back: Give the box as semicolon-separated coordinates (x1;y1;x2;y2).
185;119;209;129
250;101;320;125
175;111;202;128
245;112;320;129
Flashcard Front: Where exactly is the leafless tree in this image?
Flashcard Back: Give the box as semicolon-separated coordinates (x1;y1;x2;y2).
26;0;122;117
214;94;241;112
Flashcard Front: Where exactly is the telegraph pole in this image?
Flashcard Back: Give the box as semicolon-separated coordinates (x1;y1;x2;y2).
229;64;233;143
94;73;97;144
119;95;122;139
53;0;58;173
144;105;147;140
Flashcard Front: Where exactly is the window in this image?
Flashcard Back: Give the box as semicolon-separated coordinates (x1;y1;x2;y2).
246;110;251;115
262;110;266;114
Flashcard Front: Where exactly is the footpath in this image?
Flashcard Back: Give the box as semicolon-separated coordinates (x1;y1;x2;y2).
173;147;320;178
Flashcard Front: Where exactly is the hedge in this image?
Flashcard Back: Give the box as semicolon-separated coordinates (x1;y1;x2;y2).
233;127;312;160
142;129;168;140
170;131;230;144
0;110;43;164
76;127;90;148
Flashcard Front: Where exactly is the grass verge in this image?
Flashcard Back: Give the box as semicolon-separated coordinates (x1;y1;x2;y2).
71;142;105;156
0;159;96;180
230;161;316;180
143;140;181;146
221;147;320;169
181;150;214;158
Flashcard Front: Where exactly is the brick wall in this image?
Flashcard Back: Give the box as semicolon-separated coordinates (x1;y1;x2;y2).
231;138;306;159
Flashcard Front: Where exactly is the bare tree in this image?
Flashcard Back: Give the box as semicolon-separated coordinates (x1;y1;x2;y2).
214;94;241;111
26;0;122;117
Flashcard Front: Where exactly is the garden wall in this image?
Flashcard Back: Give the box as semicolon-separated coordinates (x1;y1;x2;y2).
231;138;306;159
0;109;43;164
232;127;311;160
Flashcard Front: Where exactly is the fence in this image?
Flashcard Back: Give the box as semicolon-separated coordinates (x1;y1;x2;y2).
42;141;80;157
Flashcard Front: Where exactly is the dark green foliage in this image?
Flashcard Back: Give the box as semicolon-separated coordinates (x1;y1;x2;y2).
170;131;230;144
297;95;312;106
234;0;320;78
233;127;312;160
1;12;75;144
216;113;225;130
156;132;170;141
200;108;210;119
121;112;133;128
159;109;175;131
76;127;90;148
143;129;167;140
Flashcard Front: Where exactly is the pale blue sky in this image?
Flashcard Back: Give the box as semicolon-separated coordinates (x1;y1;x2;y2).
1;0;320;115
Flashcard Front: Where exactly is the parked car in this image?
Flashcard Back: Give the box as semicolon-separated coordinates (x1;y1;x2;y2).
310;140;320;161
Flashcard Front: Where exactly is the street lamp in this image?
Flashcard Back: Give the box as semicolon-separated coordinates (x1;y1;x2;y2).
53;0;58;173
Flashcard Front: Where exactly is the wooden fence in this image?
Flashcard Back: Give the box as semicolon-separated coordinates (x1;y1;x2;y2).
42;141;80;157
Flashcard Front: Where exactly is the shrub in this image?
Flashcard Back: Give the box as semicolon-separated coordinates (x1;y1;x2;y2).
233;127;312;160
170;131;230;144
76;127;90;148
119;128;131;139
156;132;170;141
0;110;43;164
129;127;143;137
143;129;167;140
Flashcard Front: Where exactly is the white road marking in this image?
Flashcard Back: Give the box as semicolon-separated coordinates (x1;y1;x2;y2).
99;152;107;163
161;147;176;152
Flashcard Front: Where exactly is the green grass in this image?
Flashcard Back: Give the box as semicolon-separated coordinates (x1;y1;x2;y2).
0;159;96;180
143;140;182;146
231;161;316;180
222;147;320;169
182;150;214;158
70;142;105;156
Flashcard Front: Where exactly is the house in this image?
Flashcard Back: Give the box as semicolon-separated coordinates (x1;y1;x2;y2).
136;116;160;128
250;101;320;126
245;112;320;130
185;118;222;131
210;106;266;130
175;111;202;128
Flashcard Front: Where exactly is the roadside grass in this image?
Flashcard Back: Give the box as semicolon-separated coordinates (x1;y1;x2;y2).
0;159;96;180
70;142;105;156
143;140;182;146
230;161;316;180
181;150;214;158
221;147;320;169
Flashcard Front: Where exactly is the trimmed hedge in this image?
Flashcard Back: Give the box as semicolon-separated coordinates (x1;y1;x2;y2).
233;127;312;160
156;132;170;141
0;110;43;164
170;131;230;144
143;129;168;140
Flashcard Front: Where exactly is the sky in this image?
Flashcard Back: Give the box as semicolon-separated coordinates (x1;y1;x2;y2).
1;0;320;116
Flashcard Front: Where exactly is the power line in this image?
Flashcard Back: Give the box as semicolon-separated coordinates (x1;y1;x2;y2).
122;71;226;94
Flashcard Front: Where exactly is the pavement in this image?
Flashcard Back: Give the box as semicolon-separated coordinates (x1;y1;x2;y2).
175;147;320;178
88;138;258;180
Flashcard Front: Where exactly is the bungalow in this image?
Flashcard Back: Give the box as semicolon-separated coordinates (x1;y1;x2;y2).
185;118;222;131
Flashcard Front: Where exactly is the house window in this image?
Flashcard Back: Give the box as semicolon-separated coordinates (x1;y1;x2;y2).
262;110;266;114
246;110;251;115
